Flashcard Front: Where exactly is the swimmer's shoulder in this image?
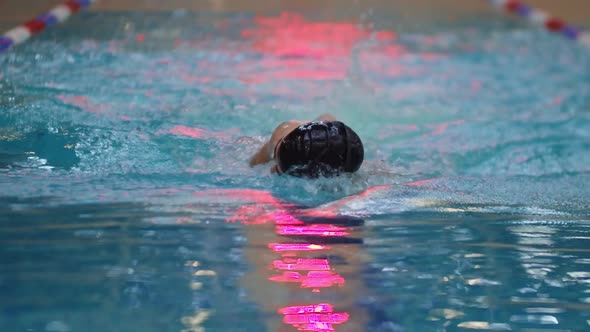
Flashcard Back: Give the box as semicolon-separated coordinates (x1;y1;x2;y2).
272;120;307;133
269;120;307;148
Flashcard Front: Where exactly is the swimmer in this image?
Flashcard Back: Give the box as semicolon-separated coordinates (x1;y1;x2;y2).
249;114;364;177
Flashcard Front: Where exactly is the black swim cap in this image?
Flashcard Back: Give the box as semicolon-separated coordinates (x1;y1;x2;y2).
276;121;364;177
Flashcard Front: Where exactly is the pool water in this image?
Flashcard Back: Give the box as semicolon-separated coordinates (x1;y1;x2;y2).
1;9;590;332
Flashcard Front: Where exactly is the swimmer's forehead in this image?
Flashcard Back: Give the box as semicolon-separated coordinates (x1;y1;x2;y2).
298;120;329;130
297;121;343;137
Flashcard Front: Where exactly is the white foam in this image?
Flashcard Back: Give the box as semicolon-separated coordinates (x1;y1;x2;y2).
315;185;440;217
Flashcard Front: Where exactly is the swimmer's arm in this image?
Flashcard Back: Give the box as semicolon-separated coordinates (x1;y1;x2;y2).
249;115;334;167
249;141;272;167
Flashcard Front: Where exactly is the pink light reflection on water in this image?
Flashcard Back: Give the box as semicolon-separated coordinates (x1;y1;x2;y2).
197;189;283;206
277;224;349;237
228;208;306;225
233;11;411;94
280;303;334;314
309;185;393;217
270;210;305;225
273;258;330;271
166;125;238;141
269;270;345;289
168;125;207;139
214;188;353;329
406;178;440;187
269;243;329;252
166;12;436;102
195;189;302;224
425;119;465;137
279;303;349;331
57;95;109;114
243;12;397;58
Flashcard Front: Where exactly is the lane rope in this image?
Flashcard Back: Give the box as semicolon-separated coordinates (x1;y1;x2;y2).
0;0;98;54
1;0;588;55
487;0;590;48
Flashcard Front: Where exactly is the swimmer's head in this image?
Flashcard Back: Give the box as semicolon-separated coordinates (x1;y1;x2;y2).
275;121;364;177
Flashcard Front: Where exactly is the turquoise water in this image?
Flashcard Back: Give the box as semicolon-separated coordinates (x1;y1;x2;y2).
1;10;590;332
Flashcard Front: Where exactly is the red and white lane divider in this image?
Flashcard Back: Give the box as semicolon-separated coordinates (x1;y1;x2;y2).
0;0;98;54
488;0;590;48
1;0;587;54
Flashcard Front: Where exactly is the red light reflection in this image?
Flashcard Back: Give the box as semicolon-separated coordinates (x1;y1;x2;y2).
57;94;110;114
273;258;330;271
279;303;350;331
243;12;397;58
166;125;239;141
231;11;411;93
277;225;349;237
223;188;357;330
269;270;345;289
269;243;329;252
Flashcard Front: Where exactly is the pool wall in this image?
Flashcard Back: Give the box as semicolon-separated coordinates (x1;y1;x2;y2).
1;0;590;29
